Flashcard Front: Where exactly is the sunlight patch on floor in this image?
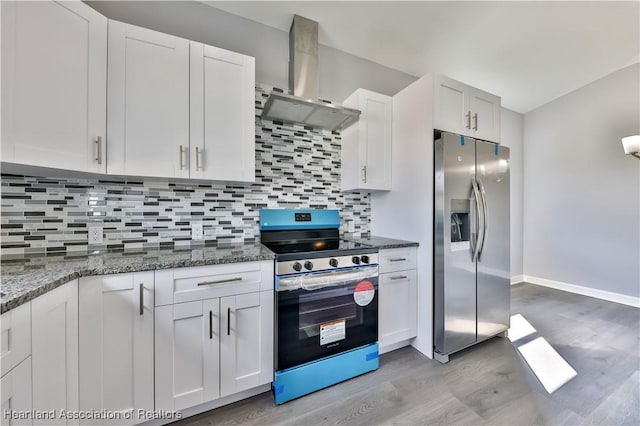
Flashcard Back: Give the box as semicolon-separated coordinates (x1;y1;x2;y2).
517;337;578;393
509;314;578;394
507;313;536;342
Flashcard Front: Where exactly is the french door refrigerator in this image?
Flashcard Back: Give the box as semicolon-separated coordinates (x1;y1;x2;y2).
433;131;510;363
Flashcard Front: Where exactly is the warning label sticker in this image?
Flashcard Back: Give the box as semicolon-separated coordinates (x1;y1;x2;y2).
354;280;375;307
320;320;346;345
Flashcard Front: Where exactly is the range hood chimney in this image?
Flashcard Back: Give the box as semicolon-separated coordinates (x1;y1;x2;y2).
261;15;360;131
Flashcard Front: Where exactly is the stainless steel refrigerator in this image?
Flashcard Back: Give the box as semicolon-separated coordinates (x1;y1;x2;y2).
433;131;510;363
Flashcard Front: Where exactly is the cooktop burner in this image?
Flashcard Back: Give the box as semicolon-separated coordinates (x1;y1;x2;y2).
261;238;370;255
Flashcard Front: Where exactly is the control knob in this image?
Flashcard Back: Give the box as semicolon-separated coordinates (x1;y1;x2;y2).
304;261;314;271
361;255;370;264
292;262;302;272
352;256;361;265
329;258;339;268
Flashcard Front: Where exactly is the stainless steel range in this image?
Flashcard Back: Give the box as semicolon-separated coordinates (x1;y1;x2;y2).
260;209;379;405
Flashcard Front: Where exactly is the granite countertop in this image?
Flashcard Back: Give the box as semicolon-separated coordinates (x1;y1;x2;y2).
0;243;275;314
344;235;419;249
1;235;418;314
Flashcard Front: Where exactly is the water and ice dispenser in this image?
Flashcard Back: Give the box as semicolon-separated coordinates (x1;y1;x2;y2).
450;199;471;251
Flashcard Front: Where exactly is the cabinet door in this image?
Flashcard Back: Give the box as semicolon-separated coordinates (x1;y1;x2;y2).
468;87;501;143
1;0;107;173
361;91;392;191
379;269;417;349
340;89;392;192
1;357;33;426
190;42;256;182
107;20;189;179
31;280;79;425
220;291;273;397
155;300;219;411
433;74;469;137
1;302;30;377
79;272;154;425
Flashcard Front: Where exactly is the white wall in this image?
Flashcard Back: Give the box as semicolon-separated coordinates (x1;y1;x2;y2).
500;108;525;279
85;1;417;101
523;63;640;300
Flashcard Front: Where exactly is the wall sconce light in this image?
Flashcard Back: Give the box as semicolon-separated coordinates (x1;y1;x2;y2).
621;135;640;159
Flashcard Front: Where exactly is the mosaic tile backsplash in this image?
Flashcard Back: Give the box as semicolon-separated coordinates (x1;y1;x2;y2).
0;84;370;256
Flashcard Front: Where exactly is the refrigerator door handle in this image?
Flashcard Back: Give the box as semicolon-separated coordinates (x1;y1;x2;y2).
477;178;489;260
471;178;484;262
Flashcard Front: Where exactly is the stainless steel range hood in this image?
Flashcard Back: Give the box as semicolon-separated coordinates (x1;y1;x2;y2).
261;15;360;131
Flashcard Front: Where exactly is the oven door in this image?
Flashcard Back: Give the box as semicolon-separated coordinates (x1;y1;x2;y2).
276;265;379;371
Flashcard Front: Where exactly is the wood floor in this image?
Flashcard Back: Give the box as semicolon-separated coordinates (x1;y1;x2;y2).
174;283;640;425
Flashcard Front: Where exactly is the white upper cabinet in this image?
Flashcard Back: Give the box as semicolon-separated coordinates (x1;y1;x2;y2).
341;89;392;192
107;20;190;179
433;74;501;143
433;76;468;137
1;0;107;173
190;42;256;183
468;86;501;143
3;6;257;182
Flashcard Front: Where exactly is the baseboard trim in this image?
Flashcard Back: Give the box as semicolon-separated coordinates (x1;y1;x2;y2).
511;275;524;285
523;275;640;308
379;338;413;355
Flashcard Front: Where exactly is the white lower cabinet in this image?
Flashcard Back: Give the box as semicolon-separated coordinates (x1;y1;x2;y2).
155;299;220;411
378;247;418;352
219;291;274;397
1;301;31;378
78;272;155;425
31;279;79;425
1;357;33;426
155;291;273;410
1;301;32;426
155;261;274;411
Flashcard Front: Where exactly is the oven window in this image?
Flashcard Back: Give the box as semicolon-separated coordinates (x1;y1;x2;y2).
298;287;359;338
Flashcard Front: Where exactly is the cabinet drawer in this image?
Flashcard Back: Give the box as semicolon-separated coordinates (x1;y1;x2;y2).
379;247;417;274
1;302;31;378
155;261;274;306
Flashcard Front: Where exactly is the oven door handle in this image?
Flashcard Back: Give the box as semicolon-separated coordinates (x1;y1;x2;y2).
277;266;378;292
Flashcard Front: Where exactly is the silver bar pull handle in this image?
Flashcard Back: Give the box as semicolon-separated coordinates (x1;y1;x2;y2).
95;136;103;164
209;310;213;339
471;178;484;262
389;275;408;280
477;178;488;260
388;258;407;262
361;165;367;183
195;146;202;170
139;283;143;315
197;277;242;287
179;145;186;170
466;111;471;129
473;113;478;131
227;307;231;336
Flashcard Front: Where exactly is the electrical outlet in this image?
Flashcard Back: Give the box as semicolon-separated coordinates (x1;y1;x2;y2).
191;222;204;240
347;220;355;233
88;226;103;244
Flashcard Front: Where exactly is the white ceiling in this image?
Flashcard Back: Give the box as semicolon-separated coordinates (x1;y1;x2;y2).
203;1;639;113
